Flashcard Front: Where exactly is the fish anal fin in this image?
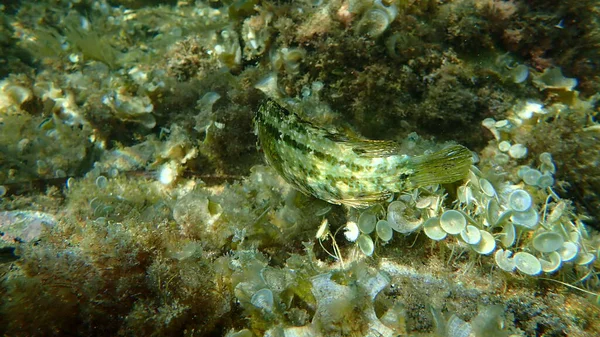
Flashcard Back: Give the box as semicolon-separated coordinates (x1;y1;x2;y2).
337;191;393;209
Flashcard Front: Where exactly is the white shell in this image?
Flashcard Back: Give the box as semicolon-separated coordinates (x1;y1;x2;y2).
575;252;595;266
458;185;474;206
251;288;274;311
511;65;530;84
357;8;392;38
416;196;434;209
539;152;553;165
376;220;393;242
358;211;377;234
447;314;472;337
500;223;516;248
498;141;511;152
495;249;516;272
387;201;422;234
479;178;496;197
344;221;360;242
460;225;482;245
486;198;501;226
514;252;542;275
423;217;446;241
357;234;375;256
95;175;108;188
532;232;564;253
536;174;554;189
439;210;467;235
508;144;528;159
511;207;539;229
547;201;566;223
508;189;532;212
540;251;562;273
557;241;578;262
517;165;531;179
494;153;510;165
523;169;542;186
472;230;496;255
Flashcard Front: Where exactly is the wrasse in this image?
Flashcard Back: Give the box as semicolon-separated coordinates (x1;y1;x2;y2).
255;99;472;208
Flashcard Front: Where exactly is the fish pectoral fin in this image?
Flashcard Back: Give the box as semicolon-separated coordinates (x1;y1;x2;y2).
338;191;393;209
322;129;351;143
349;140;401;158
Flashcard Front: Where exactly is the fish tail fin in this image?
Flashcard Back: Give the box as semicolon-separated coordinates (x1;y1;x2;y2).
406;145;472;187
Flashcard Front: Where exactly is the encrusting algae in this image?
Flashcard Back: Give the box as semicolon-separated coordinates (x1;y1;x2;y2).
255;99;472;208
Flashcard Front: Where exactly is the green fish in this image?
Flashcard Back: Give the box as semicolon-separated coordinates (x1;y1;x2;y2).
255;99;472;208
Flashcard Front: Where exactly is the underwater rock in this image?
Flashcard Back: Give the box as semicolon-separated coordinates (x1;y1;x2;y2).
532;67;578;91
0;211;56;243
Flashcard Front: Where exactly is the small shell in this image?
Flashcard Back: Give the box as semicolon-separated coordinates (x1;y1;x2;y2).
376;220;393;242
440;210;466;235
532;232;564;253
251;288;274;312
508;189;532;212
472;230;495;255
447;315;472;337
387;201;422;234
358;211;377;234
514;252;542;275
495;249;516;272
511;207;539;229
423;217;446;241
536;174;554;189
557;241;578;262
357;234;375;256
575;252;595;266
95;175;108;188
540;251;562;273
547;201;566;223
508;144;527;159
344;221;360;242
479;178;496;197
500;223;516;248
458;185;474;206
511;64;530;84
523;169;542;186
460;225;482;245
415;196;434;209
498;141;511;152
539;152;553;165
